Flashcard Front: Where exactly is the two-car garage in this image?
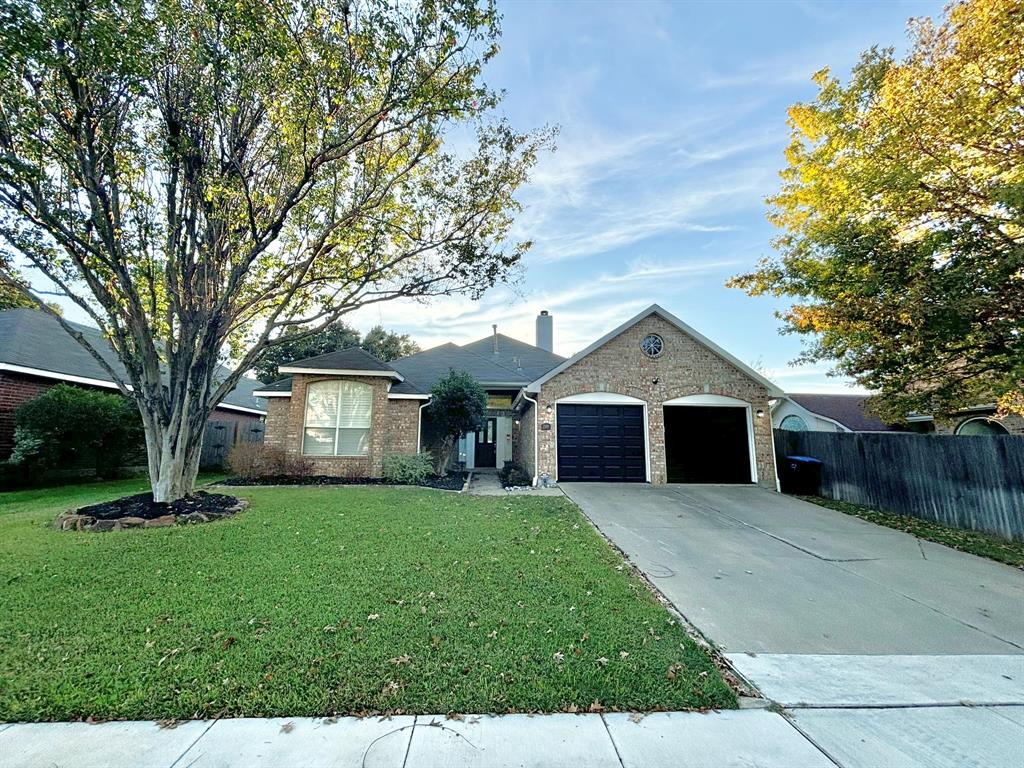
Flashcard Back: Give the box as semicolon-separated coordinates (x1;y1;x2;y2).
555;395;756;484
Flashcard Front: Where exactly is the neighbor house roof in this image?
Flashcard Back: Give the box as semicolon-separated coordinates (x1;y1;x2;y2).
257;333;566;399
786;393;897;432
525;304;785;397
0;308;266;414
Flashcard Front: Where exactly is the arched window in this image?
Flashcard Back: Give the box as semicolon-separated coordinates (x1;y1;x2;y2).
780;414;808;432
955;417;1009;436
303;380;373;456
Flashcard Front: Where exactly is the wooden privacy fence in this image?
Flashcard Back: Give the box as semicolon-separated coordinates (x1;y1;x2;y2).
201;420;265;469
774;429;1024;541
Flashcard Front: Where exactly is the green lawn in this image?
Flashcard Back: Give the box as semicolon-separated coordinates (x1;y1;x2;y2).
798;495;1024;568
0;481;735;721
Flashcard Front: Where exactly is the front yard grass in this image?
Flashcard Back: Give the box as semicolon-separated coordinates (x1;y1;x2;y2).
0;481;735;721
798;495;1024;568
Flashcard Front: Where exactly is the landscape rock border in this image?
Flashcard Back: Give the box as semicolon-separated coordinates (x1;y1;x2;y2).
56;497;248;532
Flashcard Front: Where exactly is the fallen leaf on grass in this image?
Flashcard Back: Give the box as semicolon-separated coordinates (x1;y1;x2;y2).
666;663;684;680
388;655;411;666
588;700;604;713
596;657;609;667
552;652;565;664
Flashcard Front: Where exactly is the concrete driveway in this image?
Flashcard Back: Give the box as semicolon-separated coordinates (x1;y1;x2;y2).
562;483;1024;768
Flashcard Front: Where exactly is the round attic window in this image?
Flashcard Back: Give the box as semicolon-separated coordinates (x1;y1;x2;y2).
640;333;664;358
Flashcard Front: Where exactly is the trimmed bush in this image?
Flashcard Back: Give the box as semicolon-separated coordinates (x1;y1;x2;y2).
226;443;312;479
499;461;532;488
382;452;433;485
11;384;144;478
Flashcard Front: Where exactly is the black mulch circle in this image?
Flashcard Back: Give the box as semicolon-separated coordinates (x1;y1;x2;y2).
77;491;243;521
221;473;467;491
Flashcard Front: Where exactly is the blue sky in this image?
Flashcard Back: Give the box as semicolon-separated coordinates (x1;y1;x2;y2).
350;0;942;393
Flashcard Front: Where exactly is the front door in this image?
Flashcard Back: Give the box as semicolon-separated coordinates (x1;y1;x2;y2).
475;417;497;468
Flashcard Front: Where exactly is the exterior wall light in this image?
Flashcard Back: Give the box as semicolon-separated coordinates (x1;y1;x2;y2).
756;409;765;418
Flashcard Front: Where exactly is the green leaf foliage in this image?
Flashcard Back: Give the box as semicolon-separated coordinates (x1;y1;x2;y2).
11;384;144;478
729;0;1024;421
422;369;487;472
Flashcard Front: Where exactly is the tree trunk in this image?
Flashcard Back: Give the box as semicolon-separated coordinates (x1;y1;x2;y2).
141;411;206;503
432;435;456;475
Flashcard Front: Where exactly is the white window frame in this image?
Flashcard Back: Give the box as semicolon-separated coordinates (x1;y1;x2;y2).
302;380;373;457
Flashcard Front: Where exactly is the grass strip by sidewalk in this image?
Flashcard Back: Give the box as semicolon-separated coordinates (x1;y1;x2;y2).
0;480;735;721
797;495;1024;568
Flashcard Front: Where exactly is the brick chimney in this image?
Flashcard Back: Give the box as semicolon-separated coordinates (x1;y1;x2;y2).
535;310;553;352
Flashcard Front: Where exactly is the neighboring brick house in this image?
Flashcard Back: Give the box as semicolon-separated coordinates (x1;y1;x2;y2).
0;308;266;460
258;304;784;489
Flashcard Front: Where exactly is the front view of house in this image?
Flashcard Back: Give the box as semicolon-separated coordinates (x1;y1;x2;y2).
255;304;783;488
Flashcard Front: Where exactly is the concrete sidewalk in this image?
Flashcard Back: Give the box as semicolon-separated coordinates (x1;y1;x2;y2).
0;710;836;768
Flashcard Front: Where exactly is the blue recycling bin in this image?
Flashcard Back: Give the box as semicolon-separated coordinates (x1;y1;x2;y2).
780;455;822;495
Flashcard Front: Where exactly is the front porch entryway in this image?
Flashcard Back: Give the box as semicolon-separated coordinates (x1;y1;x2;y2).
457;415;513;470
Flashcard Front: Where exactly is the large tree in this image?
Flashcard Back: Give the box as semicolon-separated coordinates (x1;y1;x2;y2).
729;0;1023;421
0;0;550;500
252;320;419;382
361;324;420;362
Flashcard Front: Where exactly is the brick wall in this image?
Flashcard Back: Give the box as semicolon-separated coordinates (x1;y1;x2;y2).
265;374;420;478
934;412;1024;436
534;314;776;488
383;398;421;455
513;401;536;478
0;373;50;458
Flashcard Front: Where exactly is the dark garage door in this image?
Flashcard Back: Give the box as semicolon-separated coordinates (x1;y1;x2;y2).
664;405;752;483
557;403;646;482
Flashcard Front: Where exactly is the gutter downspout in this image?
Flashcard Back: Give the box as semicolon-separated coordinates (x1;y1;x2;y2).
417;398;432;454
522;391;540;487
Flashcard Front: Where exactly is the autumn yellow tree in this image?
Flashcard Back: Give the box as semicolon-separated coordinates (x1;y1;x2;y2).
730;0;1023;420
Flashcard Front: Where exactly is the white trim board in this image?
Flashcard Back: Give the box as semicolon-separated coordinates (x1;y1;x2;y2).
0;362;267;416
277;366;403;381
556;392;646;405
525;304;784;398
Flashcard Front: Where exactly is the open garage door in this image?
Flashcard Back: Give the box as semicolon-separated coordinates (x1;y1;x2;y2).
557;403;646;482
664;405;752;483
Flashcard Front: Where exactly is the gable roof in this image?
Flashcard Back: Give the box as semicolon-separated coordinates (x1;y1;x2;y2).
786;393;898;432
0;308;266;414
278;346;402;378
525;303;784;397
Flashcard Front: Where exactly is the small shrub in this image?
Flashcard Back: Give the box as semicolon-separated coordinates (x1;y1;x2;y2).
227;443;314;479
12;384;143;478
498;461;532;488
382;452;433;485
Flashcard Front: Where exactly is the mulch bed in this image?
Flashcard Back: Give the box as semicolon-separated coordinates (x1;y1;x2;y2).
221;473;467;491
78;491;242;521
57;491;247;532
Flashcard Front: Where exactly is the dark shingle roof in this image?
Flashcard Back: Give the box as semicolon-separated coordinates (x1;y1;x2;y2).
253;378;294;393
460;333;565;380
787;393;898;432
255;334;565;398
280;346;397;373
0;308;265;413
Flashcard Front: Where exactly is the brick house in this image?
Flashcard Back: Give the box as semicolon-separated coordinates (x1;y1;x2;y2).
257;305;784;488
0;308;266;460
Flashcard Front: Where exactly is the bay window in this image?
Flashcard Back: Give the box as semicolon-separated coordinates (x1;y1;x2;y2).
303;380;373;456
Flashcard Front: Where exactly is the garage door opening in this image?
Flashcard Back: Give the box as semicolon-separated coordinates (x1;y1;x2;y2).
557;403;646;482
664;405;752;483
